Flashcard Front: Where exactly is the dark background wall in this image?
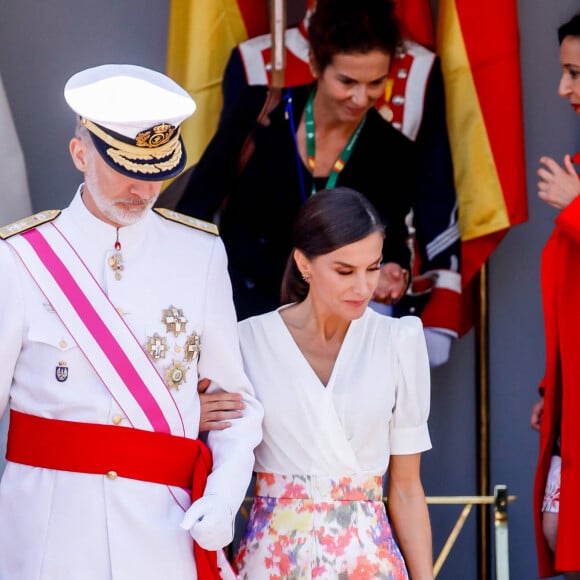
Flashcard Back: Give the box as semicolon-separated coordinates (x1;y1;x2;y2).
1;1;579;578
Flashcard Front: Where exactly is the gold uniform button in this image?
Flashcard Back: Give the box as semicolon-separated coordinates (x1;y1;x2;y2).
106;471;118;480
59;340;68;349
112;414;124;425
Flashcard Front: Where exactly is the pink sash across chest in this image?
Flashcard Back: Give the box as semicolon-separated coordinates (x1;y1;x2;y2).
7;223;185;436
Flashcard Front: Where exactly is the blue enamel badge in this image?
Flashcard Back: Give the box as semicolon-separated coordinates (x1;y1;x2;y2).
55;361;68;382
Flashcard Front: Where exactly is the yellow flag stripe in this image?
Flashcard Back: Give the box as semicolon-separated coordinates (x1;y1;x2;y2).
438;0;510;242
166;0;250;166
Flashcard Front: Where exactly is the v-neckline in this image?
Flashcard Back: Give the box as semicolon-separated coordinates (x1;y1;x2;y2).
274;306;359;390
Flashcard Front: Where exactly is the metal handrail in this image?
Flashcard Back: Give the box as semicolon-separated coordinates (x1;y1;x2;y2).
424;486;516;578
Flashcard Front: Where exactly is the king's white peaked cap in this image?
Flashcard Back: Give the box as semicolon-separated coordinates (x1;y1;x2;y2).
64;64;196;138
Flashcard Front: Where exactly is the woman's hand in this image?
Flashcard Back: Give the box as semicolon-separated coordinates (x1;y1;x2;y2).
197;378;245;433
538;154;580;210
530;397;544;432
372;262;409;304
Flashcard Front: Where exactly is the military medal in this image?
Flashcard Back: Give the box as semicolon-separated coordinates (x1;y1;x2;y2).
184;332;201;362
55;361;69;382
150;307;195;388
108;239;124;280
108;231;124;280
162;305;187;336
145;333;167;360
108;253;123;280
165;360;188;389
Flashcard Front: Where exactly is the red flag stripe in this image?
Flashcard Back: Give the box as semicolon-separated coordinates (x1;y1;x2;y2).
455;1;527;229
237;0;270;38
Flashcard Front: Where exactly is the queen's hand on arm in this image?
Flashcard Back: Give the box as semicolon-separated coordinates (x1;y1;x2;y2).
197;378;245;433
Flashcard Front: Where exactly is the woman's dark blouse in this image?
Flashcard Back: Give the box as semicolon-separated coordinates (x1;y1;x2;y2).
177;83;417;320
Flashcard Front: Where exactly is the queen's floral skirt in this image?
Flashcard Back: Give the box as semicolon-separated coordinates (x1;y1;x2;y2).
233;472;408;580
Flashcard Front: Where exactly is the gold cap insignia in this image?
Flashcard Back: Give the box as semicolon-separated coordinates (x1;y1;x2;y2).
136;124;176;148
82;118;183;178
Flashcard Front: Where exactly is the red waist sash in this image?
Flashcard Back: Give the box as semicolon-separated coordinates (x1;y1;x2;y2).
6;410;221;579
7;410;201;487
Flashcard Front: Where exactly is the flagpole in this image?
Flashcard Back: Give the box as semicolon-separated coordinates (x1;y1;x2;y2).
475;263;491;580
269;0;286;88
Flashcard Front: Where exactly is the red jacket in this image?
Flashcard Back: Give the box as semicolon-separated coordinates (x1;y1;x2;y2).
534;194;580;577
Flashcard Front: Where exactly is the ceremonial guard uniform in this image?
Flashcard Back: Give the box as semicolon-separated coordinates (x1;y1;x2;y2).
219;9;461;342
0;65;262;580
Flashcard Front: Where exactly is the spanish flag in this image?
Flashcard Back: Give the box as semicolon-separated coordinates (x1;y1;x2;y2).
166;0;269;166
437;0;528;334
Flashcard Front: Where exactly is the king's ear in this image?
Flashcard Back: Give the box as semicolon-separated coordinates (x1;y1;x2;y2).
69;137;89;172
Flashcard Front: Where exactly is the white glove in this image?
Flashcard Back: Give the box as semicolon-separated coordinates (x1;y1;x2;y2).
180;495;234;550
424;328;453;368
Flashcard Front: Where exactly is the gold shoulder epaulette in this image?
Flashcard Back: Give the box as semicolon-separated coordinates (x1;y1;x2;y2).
0;210;61;240
153;207;219;236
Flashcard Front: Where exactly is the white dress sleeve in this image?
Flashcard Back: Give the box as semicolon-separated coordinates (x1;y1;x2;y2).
389;316;432;455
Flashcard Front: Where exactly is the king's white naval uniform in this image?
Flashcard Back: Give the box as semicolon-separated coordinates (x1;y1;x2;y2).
0;188;263;580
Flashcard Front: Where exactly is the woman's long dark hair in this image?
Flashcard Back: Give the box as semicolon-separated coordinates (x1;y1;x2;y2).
281;187;385;305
